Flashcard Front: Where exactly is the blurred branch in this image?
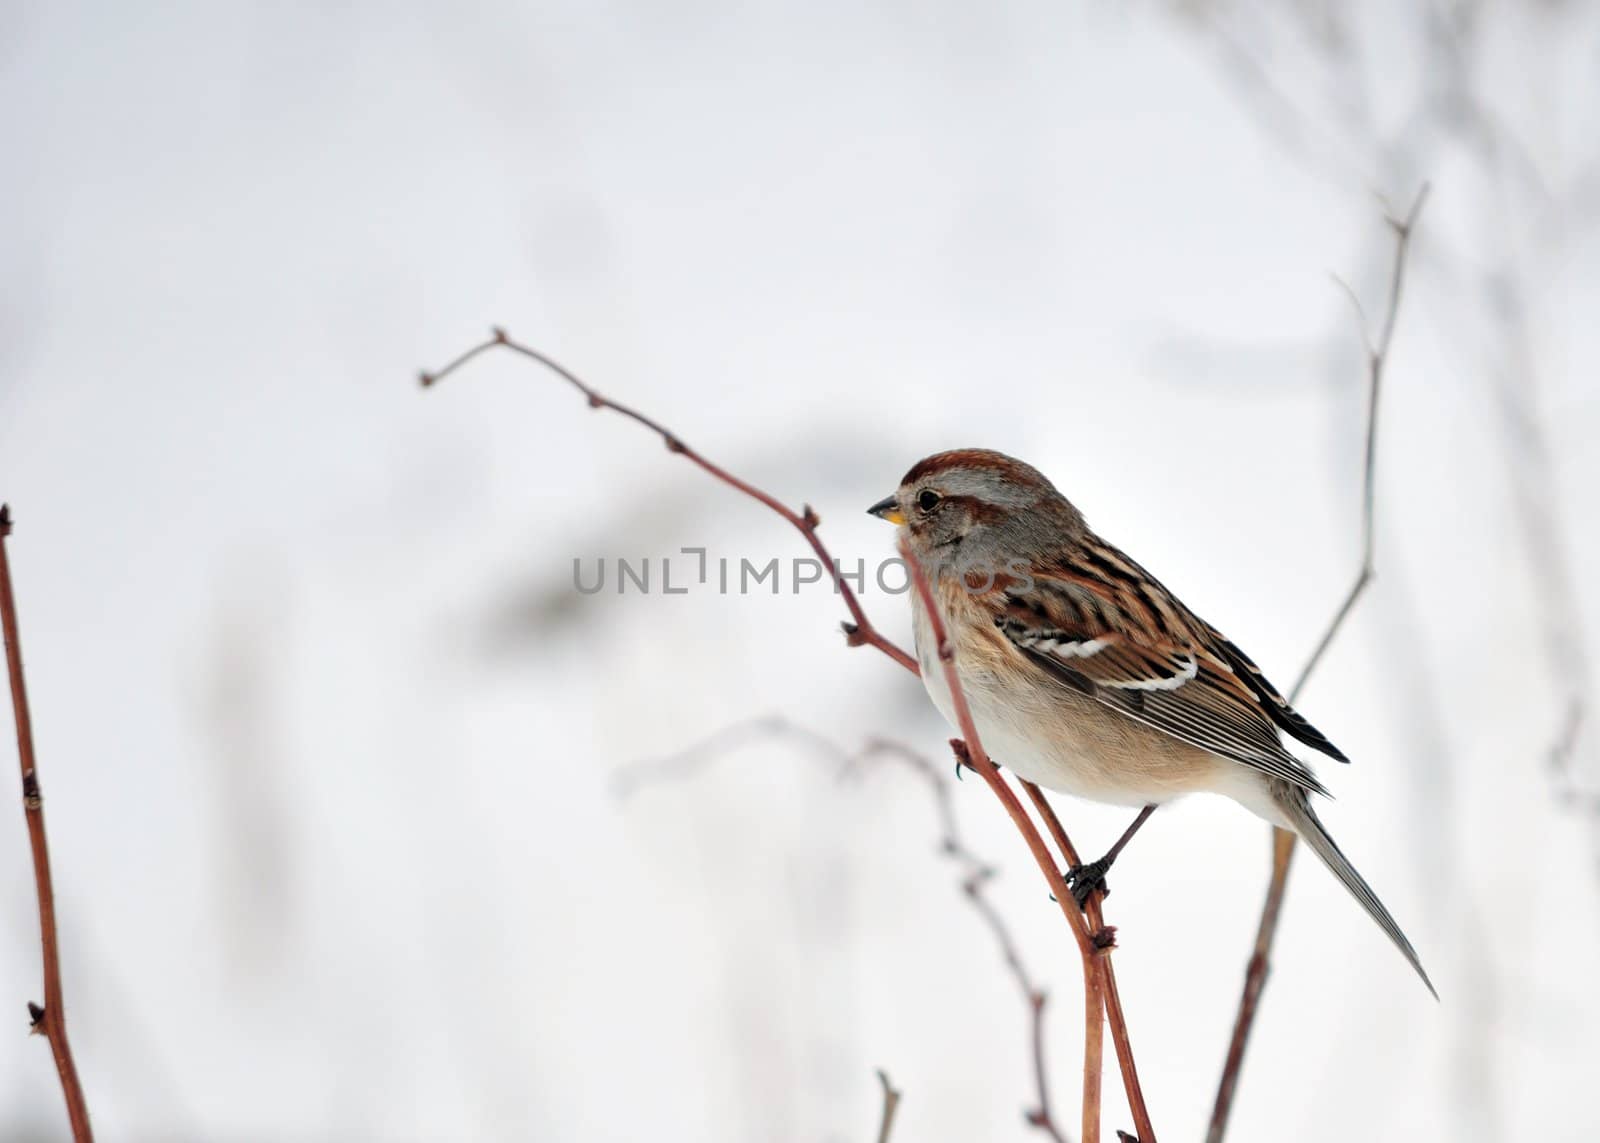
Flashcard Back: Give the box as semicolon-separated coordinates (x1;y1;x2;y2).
1181;0;1599;829
1205;185;1429;1143
861;735;1073;1143
1;505;95;1143
1484;287;1598;815
1549;704;1600;815
609;715;835;801
618;717;1075;1140
421;330;916;672
873;1068;901;1143
1436;0;1599;822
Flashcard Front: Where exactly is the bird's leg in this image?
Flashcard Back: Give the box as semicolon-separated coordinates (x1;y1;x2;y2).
951;739;998;780
1065;804;1157;907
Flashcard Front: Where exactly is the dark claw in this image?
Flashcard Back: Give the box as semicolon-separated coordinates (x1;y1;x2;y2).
1064;857;1112;908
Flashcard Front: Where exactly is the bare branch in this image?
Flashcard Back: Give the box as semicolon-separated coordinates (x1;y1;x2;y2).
1206;184;1429;1143
1021;782;1152;1142
1;505;95;1142
421;330;916;672
1291;184;1430;702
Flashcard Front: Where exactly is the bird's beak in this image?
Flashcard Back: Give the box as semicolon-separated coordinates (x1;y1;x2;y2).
867;495;905;525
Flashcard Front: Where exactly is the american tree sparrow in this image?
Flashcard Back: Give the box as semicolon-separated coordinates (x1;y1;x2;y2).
869;448;1434;995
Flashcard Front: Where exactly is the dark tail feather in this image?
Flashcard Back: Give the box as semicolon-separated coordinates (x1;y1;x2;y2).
1279;790;1438;999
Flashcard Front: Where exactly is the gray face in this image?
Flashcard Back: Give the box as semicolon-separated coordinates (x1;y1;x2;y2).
895;475;993;552
876;448;1088;582
871;453;1086;575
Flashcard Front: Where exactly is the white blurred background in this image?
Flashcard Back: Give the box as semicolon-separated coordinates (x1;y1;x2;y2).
3;2;1598;1140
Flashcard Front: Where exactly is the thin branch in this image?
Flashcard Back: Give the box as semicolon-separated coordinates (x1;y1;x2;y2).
1076;964;1103;1143
874;1068;902;1143
1205;184;1429;1143
1;505;95;1142
1020;783;1153;1143
421;330;916;673
1291;184;1429;697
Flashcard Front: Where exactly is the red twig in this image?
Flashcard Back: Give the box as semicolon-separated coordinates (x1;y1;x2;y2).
1204;184;1429;1143
1021;782;1154;1143
1;505;94;1142
420;330;916;673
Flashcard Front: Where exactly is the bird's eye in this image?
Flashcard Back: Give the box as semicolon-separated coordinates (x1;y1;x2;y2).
917;490;941;512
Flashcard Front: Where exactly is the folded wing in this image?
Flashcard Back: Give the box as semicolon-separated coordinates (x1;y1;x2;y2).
995;565;1333;796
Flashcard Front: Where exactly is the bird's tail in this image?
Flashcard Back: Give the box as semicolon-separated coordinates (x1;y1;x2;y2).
1276;785;1437;999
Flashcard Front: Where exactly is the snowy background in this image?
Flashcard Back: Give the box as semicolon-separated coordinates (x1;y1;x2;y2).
3;2;1599;1140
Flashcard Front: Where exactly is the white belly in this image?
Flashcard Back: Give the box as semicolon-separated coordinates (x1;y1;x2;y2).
912;598;1147;805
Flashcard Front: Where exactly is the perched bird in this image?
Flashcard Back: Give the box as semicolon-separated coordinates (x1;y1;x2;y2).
868;447;1434;996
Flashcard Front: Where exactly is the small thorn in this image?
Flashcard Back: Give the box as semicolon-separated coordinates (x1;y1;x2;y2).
841;621;866;647
1026;1110;1048;1127
664;435;685;453
26;1002;44;1033
491;326;508;344
801;504;820;529
418;371;434;387
0;503;12;532
587;393;604;408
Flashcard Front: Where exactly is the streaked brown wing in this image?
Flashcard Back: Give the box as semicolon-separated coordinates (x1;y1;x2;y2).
995;567;1329;796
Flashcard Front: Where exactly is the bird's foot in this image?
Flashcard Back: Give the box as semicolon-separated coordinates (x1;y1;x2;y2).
1064;857;1112;908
